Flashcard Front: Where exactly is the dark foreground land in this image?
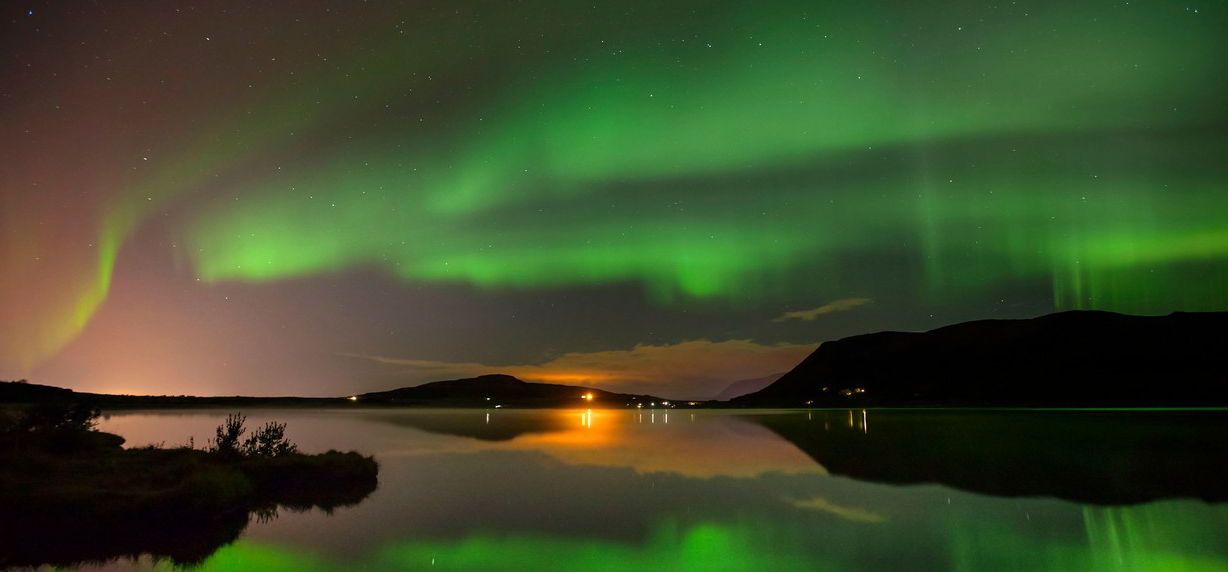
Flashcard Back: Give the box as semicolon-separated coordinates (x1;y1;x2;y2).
0;403;379;569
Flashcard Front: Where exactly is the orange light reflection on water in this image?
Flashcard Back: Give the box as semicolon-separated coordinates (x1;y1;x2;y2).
499;409;824;479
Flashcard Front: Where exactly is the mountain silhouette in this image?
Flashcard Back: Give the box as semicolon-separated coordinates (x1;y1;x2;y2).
2;375;679;410
736;311;1228;407
359;374;670;408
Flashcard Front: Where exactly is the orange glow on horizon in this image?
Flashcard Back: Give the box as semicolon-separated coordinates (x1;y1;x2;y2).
522;371;618;384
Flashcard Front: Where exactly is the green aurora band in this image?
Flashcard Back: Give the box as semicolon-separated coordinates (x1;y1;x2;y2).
181;2;1228;312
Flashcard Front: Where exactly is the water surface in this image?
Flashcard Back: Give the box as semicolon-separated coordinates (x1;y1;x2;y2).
67;409;1228;570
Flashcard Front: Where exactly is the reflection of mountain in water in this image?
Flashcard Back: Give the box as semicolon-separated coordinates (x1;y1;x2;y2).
749;410;1228;505
371;410;575;441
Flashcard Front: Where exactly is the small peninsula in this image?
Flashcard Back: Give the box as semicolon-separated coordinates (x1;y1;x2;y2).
0;403;378;567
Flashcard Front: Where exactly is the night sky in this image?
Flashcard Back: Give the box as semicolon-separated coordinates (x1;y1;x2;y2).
2;1;1226;399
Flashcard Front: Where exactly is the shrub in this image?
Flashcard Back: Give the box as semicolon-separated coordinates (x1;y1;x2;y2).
210;413;247;457
209;414;298;458
242;421;297;458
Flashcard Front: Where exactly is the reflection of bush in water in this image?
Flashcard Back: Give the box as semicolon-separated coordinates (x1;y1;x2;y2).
0;404;379;568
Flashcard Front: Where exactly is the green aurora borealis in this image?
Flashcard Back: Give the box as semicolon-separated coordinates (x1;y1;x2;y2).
186;1;1228;309
2;1;1228;395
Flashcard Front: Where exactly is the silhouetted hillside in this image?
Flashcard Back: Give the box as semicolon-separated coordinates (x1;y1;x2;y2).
2;376;687;410
0;380;75;402
0;380;345;408
359;374;671;408
369;410;577;441
736;311;1228;407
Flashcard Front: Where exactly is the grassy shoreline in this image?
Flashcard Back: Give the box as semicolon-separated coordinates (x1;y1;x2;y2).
0;404;379;568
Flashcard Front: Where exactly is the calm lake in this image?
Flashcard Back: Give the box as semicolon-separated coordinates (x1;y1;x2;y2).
67;408;1228;570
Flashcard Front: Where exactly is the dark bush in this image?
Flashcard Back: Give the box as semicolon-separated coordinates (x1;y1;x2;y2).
210;413;247;457
208;414;298;458
242;420;297;458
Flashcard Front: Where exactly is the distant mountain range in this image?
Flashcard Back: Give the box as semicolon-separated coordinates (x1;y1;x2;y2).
0;374;678;409
0;381;343;408
358;374;670;408
6;310;1226;409
736;310;1228;408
